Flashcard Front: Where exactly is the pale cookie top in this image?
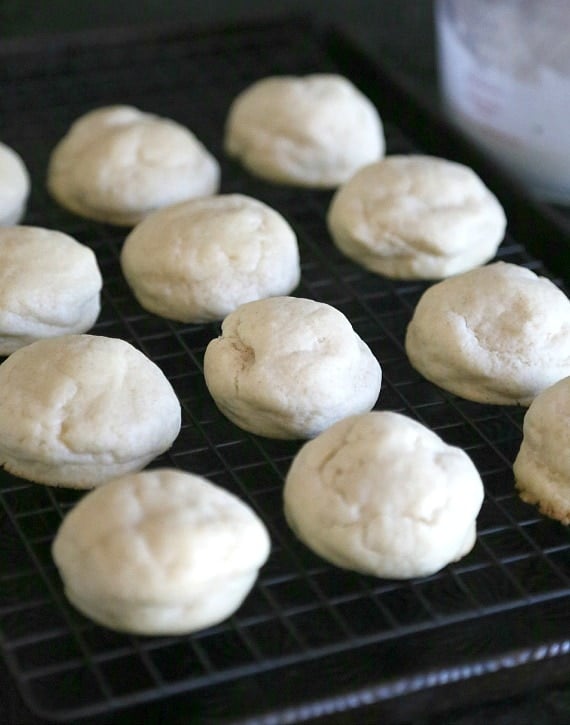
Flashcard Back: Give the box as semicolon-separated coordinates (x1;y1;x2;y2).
284;411;484;579
47;105;220;226
203;296;382;439
52;468;271;603
225;74;385;188
405;261;570;405
0;142;30;225
0;226;102;353
327;155;506;279
0;334;181;473
514;376;570;523
120;194;300;323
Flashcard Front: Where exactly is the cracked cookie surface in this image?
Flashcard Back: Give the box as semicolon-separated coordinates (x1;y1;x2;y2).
203;296;382;439
327;154;506;279
284;411;484;579
405;261;570;405
120;194;300;323
52;467;270;635
514;376;570;523
0;225;102;354
0;334;181;487
47;105;220;226
225;74;384;188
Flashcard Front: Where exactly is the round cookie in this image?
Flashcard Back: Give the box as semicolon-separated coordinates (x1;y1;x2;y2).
513;376;570;523
203;296;382;439
47;105;220;226
0;142;30;225
284;411;484;579
0;225;102;355
52;468;271;635
224;74;385;188
405;262;570;405
120;194;301;323
0;334;181;487
327;154;506;279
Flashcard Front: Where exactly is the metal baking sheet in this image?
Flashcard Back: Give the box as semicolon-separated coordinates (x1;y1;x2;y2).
1;15;570;724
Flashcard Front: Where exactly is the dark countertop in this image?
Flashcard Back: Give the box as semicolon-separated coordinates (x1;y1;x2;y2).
1;2;570;723
0;0;438;94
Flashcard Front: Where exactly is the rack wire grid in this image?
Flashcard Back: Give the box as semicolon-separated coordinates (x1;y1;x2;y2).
1;15;570;725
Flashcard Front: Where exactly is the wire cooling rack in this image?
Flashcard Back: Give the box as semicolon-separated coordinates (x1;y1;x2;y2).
1;15;570;725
